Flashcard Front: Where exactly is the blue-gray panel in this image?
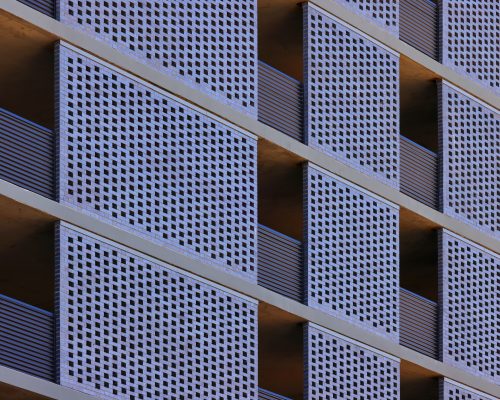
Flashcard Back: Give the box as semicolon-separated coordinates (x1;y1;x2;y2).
400;135;439;209
17;0;54;17
258;224;303;302
0;294;54;381
0;107;54;199
258;61;304;141
399;288;438;359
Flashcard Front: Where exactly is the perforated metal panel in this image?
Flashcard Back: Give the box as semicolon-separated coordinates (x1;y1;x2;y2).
304;4;400;188
440;1;499;94
439;230;499;384
305;164;399;341
56;43;257;281
56;222;258;400
305;323;400;400
439;82;499;237
58;0;257;114
336;0;398;34
440;379;497;400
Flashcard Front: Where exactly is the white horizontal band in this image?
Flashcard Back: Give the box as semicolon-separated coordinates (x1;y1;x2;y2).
443;378;498;400
442;80;499;113
442;229;499;258
308;322;400;362
58;220;259;304
309;163;400;209
58;41;258;141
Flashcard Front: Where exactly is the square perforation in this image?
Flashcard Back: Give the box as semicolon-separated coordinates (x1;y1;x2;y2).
304;5;400;187
337;0;398;34
305;165;399;341
58;0;257;114
441;379;495;400
57;44;257;281
56;223;258;400
305;324;400;400
441;1;499;93
439;83;499;237
439;230;499;383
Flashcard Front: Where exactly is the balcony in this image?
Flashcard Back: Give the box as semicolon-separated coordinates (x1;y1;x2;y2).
257;222;440;359
0;294;55;381
0;107;54;199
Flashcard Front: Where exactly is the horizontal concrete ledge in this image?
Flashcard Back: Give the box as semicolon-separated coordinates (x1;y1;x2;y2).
0;180;499;398
1;1;499;254
311;0;500;110
0;366;98;400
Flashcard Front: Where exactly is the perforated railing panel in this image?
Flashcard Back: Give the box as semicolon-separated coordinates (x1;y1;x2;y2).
305;324;400;400
335;0;398;34
441;1;500;94
440;379;496;400
304;4;400;188
58;1;257;114
56;43;257;281
439;230;499;383
56;223;258;399
439;82;499;237
305;164;399;341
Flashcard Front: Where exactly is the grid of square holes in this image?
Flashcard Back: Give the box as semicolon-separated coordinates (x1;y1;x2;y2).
57;223;258;400
304;5;400;188
441;380;493;400
305;324;400;400
439;231;499;384
441;1;499;94
337;0;398;34
58;0;257;114
305;165;399;341
439;83;499;238
57;45;257;281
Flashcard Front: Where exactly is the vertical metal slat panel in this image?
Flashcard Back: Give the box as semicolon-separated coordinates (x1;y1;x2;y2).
16;0;55;18
0;294;55;381
258;224;303;302
0;107;54;199
400;135;439;209
399;0;439;60
399;288;438;359
258;61;304;142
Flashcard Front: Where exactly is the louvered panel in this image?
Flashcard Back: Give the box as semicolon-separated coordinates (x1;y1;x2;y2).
258;224;303;302
259;388;293;400
17;0;55;17
0;294;55;381
400;0;439;60
400;288;438;359
0;107;54;199
258;61;304;141
400;135;439;209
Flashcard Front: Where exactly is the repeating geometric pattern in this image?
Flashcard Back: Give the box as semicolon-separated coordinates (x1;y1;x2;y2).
305;323;400;400
56;223;258;400
439;230;499;384
58;0;258;114
439;82;499;237
304;165;399;341
440;1;499;94
337;0;398;34
304;4;400;188
440;379;497;400
56;44;257;281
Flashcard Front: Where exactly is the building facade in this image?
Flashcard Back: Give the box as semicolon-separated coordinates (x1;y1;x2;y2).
0;0;498;399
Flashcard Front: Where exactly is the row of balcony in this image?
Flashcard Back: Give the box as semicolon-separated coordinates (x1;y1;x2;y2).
17;0;440;62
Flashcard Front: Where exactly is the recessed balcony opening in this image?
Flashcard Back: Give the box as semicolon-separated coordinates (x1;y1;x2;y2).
400;56;439;153
0;12;55;130
259;303;304;400
401;361;439;400
258;140;304;302
399;208;439;359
